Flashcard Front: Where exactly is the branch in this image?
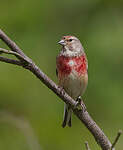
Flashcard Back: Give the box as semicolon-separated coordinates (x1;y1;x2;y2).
0;29;117;150
111;130;122;150
0;48;30;63
0;55;22;66
85;141;91;150
0;30;27;58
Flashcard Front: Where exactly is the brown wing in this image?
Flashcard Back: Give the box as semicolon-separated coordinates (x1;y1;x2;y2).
56;55;58;77
56;68;58;77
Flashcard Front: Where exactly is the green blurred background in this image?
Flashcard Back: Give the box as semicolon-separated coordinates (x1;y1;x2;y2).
0;0;123;149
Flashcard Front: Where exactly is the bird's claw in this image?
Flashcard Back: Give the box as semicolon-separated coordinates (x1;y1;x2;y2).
74;97;86;112
58;86;66;96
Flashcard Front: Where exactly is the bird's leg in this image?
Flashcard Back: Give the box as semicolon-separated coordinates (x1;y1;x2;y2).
76;96;81;105
75;96;86;112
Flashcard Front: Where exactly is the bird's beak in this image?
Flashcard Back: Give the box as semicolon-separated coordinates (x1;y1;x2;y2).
58;40;65;46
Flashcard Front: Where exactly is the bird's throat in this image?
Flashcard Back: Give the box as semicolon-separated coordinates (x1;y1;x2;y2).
60;48;83;57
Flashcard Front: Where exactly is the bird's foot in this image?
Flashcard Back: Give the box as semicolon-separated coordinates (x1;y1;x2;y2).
58;86;66;96
75;96;86;112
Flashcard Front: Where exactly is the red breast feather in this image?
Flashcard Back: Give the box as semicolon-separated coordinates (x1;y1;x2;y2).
56;54;87;79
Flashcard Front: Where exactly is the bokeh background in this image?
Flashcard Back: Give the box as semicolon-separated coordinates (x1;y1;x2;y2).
0;0;123;149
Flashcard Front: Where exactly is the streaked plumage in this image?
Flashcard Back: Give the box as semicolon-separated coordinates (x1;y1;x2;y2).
56;35;88;127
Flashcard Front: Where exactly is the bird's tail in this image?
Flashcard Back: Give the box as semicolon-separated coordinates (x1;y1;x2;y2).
62;104;72;128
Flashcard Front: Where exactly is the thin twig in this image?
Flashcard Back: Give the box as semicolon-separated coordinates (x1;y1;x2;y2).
0;29;27;58
0;48;30;63
0;29;116;150
0;55;22;66
111;130;122;150
85;141;91;150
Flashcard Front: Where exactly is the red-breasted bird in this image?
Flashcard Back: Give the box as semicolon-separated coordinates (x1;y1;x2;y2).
56;35;88;127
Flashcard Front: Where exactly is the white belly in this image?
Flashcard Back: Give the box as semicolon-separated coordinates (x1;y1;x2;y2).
60;70;88;100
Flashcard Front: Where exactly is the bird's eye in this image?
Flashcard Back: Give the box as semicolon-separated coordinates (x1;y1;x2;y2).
69;39;73;42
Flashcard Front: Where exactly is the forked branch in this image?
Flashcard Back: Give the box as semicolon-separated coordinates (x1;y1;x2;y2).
0;29;121;150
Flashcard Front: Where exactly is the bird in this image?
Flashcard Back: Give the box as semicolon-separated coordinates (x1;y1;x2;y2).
56;35;88;127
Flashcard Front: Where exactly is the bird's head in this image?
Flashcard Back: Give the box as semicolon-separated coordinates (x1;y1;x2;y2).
58;35;84;56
